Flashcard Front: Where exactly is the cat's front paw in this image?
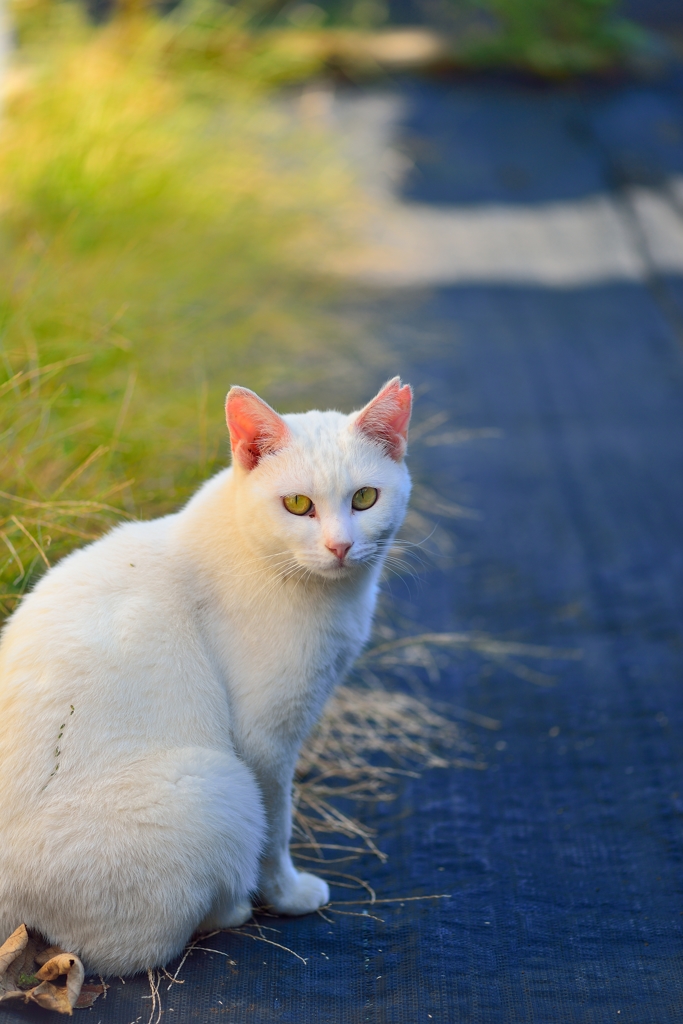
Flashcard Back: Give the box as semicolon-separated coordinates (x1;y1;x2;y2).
264;871;330;916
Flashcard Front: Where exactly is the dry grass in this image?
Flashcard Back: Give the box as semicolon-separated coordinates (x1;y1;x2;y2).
293;684;479;863
292;625;581;866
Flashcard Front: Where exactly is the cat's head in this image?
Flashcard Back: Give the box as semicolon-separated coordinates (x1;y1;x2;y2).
225;379;412;579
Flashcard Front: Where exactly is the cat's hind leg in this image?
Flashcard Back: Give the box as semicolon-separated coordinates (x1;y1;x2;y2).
198;894;253;931
4;747;265;976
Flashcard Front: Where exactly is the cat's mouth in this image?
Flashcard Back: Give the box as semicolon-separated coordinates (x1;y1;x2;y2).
290;545;376;579
308;560;352;578
309;552;373;579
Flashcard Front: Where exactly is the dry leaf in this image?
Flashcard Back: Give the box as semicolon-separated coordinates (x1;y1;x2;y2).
75;983;107;1009
0;924;29;976
30;953;85;1013
36;944;68;966
0;923;103;1014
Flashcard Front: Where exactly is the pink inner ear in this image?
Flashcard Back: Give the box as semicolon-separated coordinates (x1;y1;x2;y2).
355;377;412;461
225;387;290;471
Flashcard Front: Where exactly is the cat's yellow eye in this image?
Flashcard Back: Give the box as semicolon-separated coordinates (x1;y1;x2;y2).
352;487;378;511
283;494;313;516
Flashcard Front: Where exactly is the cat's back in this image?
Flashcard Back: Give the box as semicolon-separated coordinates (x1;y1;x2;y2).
0;514;225;784
1;515;181;664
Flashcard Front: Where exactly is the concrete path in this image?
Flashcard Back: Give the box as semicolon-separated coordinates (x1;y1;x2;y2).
325;78;683;291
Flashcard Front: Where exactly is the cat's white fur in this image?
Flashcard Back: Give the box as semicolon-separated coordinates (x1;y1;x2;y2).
0;379;411;975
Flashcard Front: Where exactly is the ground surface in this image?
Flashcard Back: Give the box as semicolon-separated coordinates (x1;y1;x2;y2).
4;65;683;1024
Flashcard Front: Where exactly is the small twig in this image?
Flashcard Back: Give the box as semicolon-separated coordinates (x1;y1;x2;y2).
112;370;137;449
96;478;136;501
324;907;385;923
191;947;237;966
14;516;101;541
294;852;365;864
0;531;24;582
290;843;384;856
225;929;308;964
487;653;556;687
52;445;110;499
319;870;377;902
0;354;90;399
239;922;281;934
0;490;132;516
145;969;162;1024
330;894;451;905
167;932;220;990
362;632;582;662
444;706;501;730
10;516;50;569
159;967;183;987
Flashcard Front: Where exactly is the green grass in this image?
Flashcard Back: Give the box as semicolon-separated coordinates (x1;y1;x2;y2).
0;4;358;618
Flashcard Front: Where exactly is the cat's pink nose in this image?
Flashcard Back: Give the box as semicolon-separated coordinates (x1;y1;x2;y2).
326;541;352;562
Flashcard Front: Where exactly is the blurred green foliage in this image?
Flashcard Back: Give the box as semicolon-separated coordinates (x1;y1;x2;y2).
0;3;358;617
12;0;646;86
463;0;642;74
163;0;644;77
166;0;645;77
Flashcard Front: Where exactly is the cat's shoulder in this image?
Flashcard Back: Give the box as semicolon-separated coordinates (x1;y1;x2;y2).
10;515;177;626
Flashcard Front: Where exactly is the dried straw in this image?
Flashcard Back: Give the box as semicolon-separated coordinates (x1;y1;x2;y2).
293;683;483;863
292;614;581;864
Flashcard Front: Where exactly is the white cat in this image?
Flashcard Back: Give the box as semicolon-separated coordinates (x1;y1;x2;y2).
0;377;412;975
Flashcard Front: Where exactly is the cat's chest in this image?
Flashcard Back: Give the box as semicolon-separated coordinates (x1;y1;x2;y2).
211;579;374;723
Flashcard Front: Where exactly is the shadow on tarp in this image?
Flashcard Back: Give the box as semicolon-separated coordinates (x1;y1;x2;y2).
392;76;683;207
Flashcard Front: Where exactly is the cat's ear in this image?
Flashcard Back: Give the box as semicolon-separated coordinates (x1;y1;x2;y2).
225;386;290;471
354;377;412;461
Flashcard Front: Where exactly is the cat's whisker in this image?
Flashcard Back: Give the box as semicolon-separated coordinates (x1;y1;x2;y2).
227;555;299;599
235;548;298;562
379;563;418;598
211;553;307;588
211;553;301;581
381;549;428;572
276;569;304;596
388;525;439;550
365;547;422;592
386;546;428;567
286;565;310;597
258;557;315;600
382;556;423;585
300;566;317;594
385;557;421;573
375;541;429;575
243;562;303;604
385;528;438;552
378;534;438;569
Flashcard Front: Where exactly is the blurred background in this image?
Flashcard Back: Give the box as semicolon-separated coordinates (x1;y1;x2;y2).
1;0;683;1020
1;0;680;605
